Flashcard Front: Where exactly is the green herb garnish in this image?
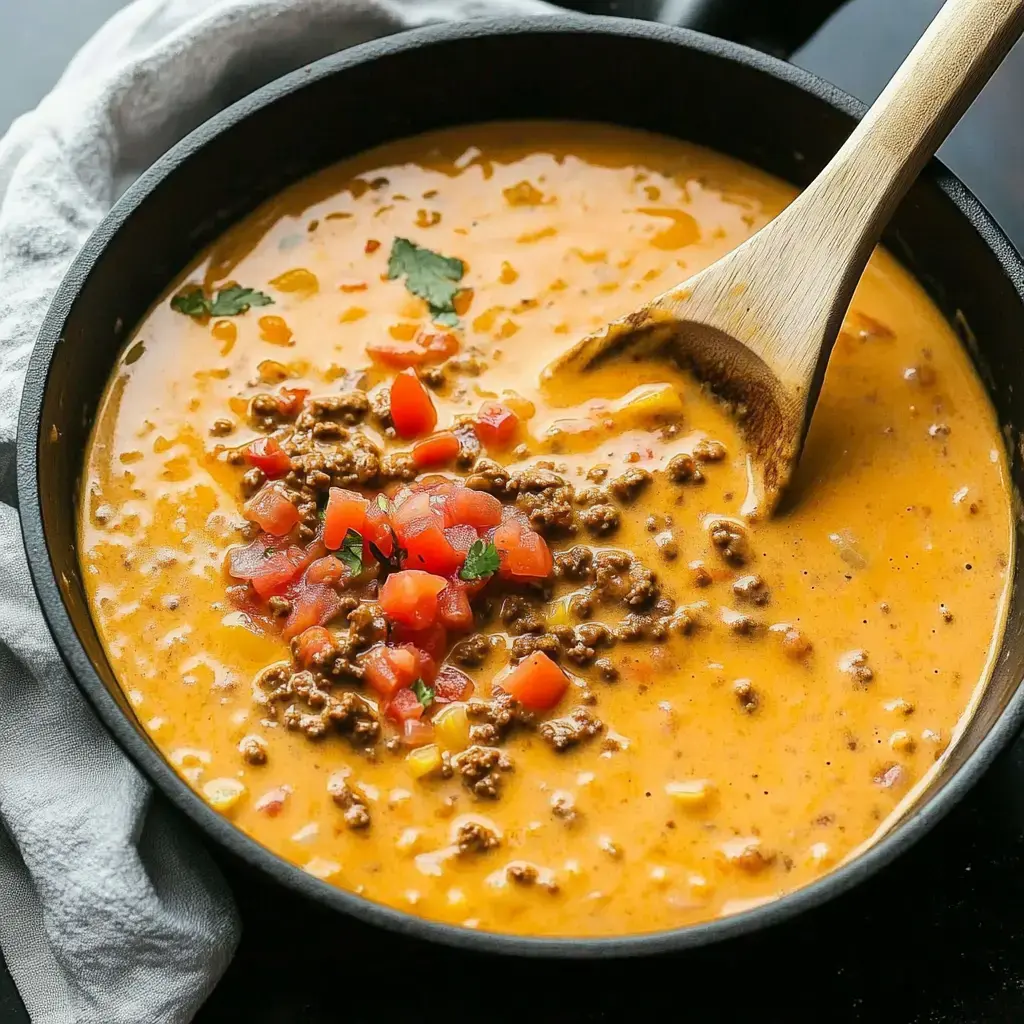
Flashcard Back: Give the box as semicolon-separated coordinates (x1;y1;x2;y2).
460;539;500;581
171;285;274;319
263;546;277;558
386;237;465;326
376;494;393;514
337;528;364;576
412;678;435;709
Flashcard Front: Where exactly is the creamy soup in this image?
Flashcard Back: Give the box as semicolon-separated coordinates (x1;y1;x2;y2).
79;122;1012;937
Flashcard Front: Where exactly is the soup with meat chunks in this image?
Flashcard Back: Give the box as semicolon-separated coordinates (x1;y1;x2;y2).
79;122;1012;937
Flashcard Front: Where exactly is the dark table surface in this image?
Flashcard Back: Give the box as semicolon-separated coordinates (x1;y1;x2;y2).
4;1;1024;1021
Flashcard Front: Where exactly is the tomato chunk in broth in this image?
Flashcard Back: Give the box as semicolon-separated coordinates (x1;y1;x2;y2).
79;122;1012;938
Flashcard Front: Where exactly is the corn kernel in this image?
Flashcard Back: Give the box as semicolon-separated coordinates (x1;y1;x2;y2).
665;779;715;809
547;596;574;628
434;705;470;752
203;777;245;812
269;267;319;294
406;743;443;779
258;315;293;346
611;384;684;428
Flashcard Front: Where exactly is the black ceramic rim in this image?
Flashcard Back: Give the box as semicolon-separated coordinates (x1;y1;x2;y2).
17;14;1024;958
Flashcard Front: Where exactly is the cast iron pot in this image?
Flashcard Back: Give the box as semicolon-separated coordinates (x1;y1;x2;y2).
17;11;1024;957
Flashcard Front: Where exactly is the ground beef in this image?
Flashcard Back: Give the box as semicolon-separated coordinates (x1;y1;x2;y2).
455;746;513;798
551;790;578;821
449;634;495;668
592;550;659;609
514;467;569;495
732;574;770;605
840;649;874;685
516;486;578;535
379;452;417;482
327;772;371;829
499;595;546;635
453;424;482;469
210;418;235;437
238;735;268;765
775;625;813;658
466;693;534;744
609;467;652;501
347;602;388;649
733;678;759;713
564;622;614;666
249;393;288;430
455;820;500;854
708;518;750;565
421;366;446;390
594;657;619;682
295;392;370;430
538;707;603;751
690;560;714;587
368;386;392;430
574;485;610;506
554;545;595;581
267;595;293;618
285;436;382;491
693;438;727;461
580;503;620;535
666;453;704;484
464;458;515;498
326;691;380;742
511;632;562;662
241;467;266;497
623;564;659;607
722;608;762;635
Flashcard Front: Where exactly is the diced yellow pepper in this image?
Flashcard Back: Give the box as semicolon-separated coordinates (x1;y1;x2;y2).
433;704;470;752
611;384;684;428
203;778;246;812
405;743;443;779
546;595;574;628
269;267;319;294
665;779;715;809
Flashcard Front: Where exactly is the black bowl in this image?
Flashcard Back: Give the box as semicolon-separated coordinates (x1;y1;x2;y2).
17;15;1024;957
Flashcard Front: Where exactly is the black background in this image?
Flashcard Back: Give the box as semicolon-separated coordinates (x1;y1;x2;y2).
3;0;1024;1020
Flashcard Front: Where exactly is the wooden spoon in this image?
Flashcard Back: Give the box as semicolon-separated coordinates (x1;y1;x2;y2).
544;0;1024;518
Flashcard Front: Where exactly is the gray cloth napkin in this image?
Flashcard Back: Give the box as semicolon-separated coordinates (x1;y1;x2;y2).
0;1;552;1021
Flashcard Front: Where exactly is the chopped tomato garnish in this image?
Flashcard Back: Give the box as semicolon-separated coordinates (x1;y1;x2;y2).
378;570;448;629
412;431;461;469
322;488;369;550
434;665;475;704
392;490;433;532
243;437;292;478
493;517;553;579
362;642;435;698
365;239;381;254
276;387;309;417
294;625;334;668
386;687;425;723
362;499;395;560
444;524;478;556
437;581;474;631
500;651;568;710
445;485;502;529
305;554;347;585
474;401;519;447
402;518;463;576
366;329;459;369
243;484;300;536
391;621;448;662
390;369;437;439
283;583;344;641
233;544;307;598
402;718;435;747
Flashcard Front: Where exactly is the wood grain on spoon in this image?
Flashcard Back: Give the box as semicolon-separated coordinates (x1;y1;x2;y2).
544;0;1024;518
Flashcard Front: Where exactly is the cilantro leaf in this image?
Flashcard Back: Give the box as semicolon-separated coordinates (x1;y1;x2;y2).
387;237;465;325
170;284;274;319
376;494;393;514
337;528;364;576
460;539;500;581
412;678;435;709
209;286;274;316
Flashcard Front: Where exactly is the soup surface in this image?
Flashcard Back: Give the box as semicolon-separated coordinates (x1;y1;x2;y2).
80;122;1013;937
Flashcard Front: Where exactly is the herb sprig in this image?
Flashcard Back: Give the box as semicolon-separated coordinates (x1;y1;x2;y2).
460;539;500;581
171;285;274;318
386;237;465;327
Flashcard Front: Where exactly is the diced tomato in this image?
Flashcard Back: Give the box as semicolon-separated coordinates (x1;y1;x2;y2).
434;665;475;704
386;687;425;723
233;545;307;598
493;518;553;580
362;644;418;699
323;488;369;550
402;519;463;576
500;651;568;710
243;437;292;478
243;485;300;537
444;524;478;556
305;555;347;585
392;490;434;532
402;718;435;747
294;625;334;667
412;431;461;469
437;582;474;631
366;329;459;369
390;369;437;439
474;401;519;447
362;500;395;561
392;621;448;662
378;570;448;629
283;583;344;641
445;485;502;529
276;387;309;417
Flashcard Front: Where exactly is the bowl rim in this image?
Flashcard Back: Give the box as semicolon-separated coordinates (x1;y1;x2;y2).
17;13;1024;958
